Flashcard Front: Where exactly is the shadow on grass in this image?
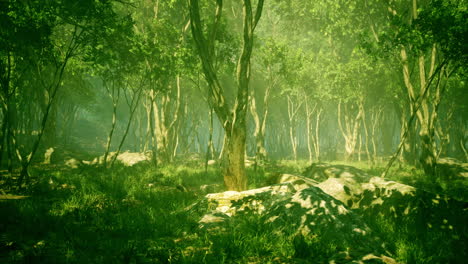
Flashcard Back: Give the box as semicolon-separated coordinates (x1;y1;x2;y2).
0;164;202;263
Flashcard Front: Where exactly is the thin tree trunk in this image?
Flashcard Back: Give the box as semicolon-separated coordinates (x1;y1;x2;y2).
109;86;143;167
337;100;362;161
305;99;317;163
314;108;322;162
103;80;119;168
371;106;383;165
361;103;372;165
287;95;302;161
205;108;214;173
0;111;7;167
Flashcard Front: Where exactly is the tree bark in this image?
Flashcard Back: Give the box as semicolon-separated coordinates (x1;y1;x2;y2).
287;94;302;161
109;83;143;167
337;100;363;161
189;0;264;191
103;79;120;168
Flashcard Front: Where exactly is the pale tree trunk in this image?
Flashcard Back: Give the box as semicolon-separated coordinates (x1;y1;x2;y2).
397;107;416;165
400;43;444;176
370;106;383;165
152;91;167;162
218;134;226;160
109;83;143;167
305;99;317;163
434;105;453;158
103;79;120;168
170;76;182;160
460;137;468;162
361;103;372;165
337;100;363;161
382;43;446;178
152;76;182;163
358;134;362;162
313;108;322;162
287;94;302;161
249;83;270;162
205;108;215;173
143;94;152;152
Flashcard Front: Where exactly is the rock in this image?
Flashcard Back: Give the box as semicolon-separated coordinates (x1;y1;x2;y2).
43;147;54;164
277;173;320;186
263;186;383;256
317;177;362;208
116;151;150;166
304;163;371;183
193;183;393;262
194;180;313;229
82;152;151;166
300;163;420;216
200;184;222;193
203;183;298;217
65;158;82;169
245;159;255;167
437;157;468;180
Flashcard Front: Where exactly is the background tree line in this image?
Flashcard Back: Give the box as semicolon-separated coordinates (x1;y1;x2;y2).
0;0;466;190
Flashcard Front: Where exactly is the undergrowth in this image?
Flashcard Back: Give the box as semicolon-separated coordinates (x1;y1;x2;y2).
0;160;466;263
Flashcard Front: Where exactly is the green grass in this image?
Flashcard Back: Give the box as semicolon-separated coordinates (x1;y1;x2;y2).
0;160;466;263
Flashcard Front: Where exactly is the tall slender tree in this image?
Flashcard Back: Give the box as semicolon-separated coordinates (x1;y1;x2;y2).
189;0;264;191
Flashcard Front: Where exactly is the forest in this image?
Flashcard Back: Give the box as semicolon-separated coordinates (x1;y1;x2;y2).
0;0;467;263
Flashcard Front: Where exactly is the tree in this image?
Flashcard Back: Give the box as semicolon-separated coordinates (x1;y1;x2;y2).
189;0;265;191
0;0;134;184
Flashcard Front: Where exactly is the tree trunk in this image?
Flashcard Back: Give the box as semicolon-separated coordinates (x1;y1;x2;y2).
313;108;322;161
249;88;269;162
305;99;318;163
287;94;301;161
189;0;264;191
337;100;362;161
370;106;383;165
109;86;143;167
361;103;372;165
205;108;215;173
223;125;247;191
103;80;119;168
400;44;443;176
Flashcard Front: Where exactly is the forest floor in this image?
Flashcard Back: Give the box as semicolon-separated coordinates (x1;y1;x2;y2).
0;159;466;263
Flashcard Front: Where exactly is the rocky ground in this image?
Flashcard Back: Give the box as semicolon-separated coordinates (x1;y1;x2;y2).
189;163;467;263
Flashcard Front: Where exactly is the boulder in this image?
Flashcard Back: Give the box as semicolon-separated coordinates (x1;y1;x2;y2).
116;151;150;166
65;158;81;169
196;180;313;229
192;182;394;263
437;157;468;179
303;163;371;183
300;163;419;217
82;151;151;166
245;159;255;167
264;186;392;262
317;177;362;208
43;147;54;164
277;173;320;186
